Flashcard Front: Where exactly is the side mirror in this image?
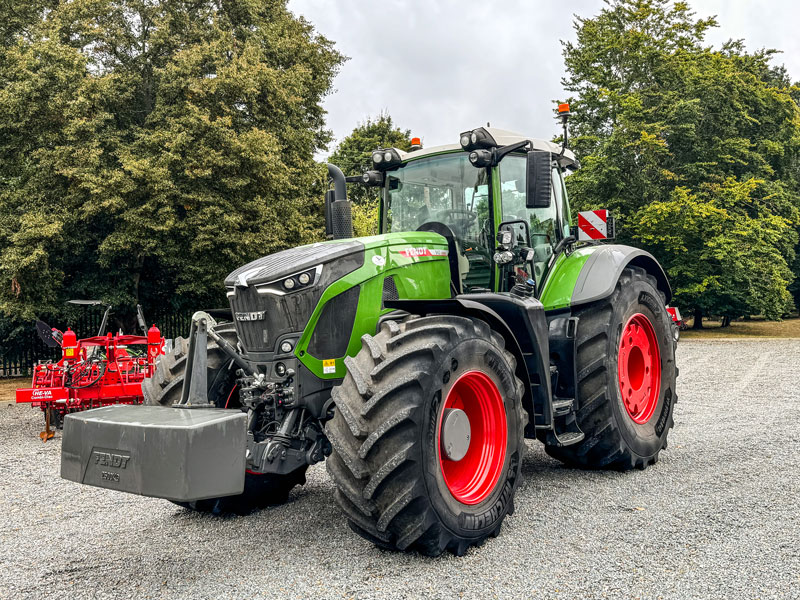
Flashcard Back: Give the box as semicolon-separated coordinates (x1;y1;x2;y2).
526;151;552;208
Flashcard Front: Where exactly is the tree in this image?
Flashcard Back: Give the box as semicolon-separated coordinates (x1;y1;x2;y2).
0;0;344;333
561;0;800;325
328;113;412;236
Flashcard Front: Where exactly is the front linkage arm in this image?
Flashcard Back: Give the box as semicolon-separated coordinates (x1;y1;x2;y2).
178;311;262;407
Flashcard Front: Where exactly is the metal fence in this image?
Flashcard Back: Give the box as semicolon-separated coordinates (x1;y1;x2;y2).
0;311;192;378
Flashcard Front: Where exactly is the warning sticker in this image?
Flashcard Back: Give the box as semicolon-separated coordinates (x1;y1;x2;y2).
323;359;336;374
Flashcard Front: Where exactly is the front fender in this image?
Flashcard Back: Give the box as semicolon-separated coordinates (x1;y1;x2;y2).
385;295;553;435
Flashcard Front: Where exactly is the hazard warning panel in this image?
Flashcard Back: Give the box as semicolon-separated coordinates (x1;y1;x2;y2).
577;209;614;241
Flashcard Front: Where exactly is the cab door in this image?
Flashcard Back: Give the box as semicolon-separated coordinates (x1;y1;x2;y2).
496;155;570;292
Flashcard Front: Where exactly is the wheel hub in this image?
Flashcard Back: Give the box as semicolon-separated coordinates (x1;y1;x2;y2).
617;313;661;424
440;408;471;461
437;370;507;505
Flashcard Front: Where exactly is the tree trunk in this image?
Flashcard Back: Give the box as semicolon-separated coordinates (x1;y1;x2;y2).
721;315;730;328
692;307;703;329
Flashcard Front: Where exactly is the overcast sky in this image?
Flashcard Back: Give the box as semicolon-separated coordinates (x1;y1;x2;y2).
287;0;800;157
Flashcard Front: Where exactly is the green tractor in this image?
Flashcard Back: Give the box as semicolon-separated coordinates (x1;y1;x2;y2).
61;107;679;557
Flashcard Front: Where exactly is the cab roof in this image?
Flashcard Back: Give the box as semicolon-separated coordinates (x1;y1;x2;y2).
395;127;579;171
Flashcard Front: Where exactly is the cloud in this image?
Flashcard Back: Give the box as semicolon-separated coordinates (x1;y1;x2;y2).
288;0;800;157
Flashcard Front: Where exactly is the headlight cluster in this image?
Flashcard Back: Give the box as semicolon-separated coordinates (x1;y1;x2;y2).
282;268;316;291
496;229;514;246
458;127;497;152
360;170;383;186
468;149;493;168
371;148;403;171
493;250;514;265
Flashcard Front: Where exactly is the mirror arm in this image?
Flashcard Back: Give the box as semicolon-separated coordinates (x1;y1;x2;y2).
551;235;576;258
493;140;531;165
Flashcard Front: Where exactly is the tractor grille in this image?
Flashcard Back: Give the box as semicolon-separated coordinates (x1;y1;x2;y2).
382;275;399;307
226;241;366;357
307;286;360;358
228;285;322;354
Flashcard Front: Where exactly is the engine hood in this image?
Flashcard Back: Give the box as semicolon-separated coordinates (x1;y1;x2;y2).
225;240;365;288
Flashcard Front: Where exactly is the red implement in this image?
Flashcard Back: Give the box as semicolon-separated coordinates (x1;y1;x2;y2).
16;326;165;441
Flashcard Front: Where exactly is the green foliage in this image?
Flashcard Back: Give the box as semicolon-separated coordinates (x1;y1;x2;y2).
328;113;412;236
0;0;344;329
562;0;800;320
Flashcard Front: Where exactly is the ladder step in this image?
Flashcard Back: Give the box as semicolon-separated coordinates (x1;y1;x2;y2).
552;397;573;416
556;431;584;445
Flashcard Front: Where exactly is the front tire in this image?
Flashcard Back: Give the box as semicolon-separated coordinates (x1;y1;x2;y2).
142;322;306;514
546;266;677;469
326;315;526;556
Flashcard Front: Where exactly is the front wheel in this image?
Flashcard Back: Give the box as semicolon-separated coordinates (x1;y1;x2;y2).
545;266;678;469
325;315;526;556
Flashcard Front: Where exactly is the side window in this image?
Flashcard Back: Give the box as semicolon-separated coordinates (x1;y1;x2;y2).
498;156;556;287
499;157;560;246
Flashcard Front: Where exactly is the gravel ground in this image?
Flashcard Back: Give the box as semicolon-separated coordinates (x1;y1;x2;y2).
1;339;798;600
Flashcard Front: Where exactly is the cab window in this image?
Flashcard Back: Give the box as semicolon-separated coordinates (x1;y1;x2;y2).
385;154;493;291
498;155;567;286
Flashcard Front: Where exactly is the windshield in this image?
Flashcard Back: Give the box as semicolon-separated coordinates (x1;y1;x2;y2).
385;154;492;291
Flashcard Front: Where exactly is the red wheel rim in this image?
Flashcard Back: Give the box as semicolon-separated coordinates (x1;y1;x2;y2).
437;370;507;505
617;313;661;424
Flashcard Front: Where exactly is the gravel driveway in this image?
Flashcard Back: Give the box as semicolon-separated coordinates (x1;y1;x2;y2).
2;339;798;599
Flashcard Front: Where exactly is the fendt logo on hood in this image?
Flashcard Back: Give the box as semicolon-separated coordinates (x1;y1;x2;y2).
398;248;448;258
236;311;266;321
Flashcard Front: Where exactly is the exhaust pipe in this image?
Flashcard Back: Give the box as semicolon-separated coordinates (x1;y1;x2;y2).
325;164;353;240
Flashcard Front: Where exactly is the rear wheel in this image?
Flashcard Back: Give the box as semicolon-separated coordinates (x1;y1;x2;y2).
545;266;677;469
142;322;306;514
326;315;525;556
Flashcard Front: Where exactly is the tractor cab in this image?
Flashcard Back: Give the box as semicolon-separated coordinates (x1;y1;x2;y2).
363;127;580;296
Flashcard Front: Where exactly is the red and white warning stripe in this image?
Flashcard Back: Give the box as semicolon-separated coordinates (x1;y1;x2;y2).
577;209;610;241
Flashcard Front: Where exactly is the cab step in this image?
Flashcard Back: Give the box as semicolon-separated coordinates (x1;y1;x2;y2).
551;431;584;446
546;396;585;447
552;397;573;417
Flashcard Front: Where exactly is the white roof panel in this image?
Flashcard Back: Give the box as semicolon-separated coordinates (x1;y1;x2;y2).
396;127;579;170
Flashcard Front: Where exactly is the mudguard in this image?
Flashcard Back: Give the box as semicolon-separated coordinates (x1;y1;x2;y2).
386;294;553;434
572;245;671;306
540;244;671;311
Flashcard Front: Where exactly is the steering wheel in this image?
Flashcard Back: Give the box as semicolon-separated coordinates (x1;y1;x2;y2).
438;209;477;234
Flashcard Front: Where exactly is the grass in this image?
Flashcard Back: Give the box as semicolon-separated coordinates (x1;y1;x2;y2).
0;377;27;403
680;316;800;339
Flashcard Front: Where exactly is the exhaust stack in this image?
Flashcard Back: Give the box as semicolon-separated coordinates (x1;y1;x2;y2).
325;164;353;240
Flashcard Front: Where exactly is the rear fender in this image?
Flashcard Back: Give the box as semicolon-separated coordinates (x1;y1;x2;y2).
572;245;671;306
540;244;671;311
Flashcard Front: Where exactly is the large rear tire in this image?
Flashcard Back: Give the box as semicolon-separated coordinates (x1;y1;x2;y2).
142;322;306;514
326;315;526;556
545;266;677;469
